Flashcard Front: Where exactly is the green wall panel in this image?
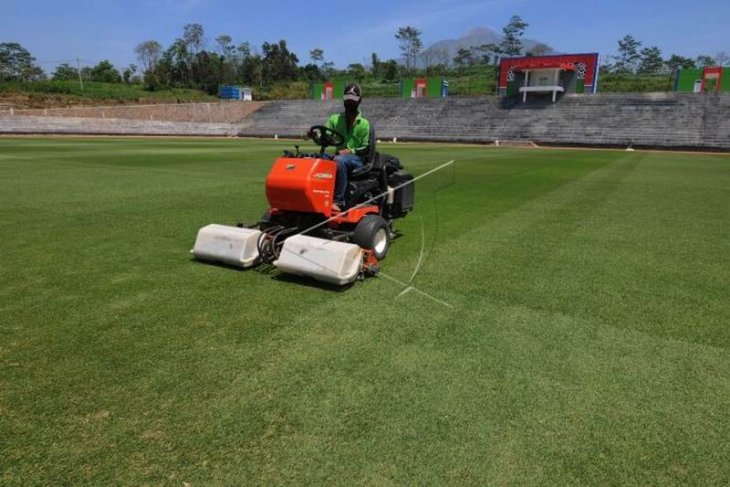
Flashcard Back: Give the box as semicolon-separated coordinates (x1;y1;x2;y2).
401;79;415;98
312;83;323;99
427;77;442;97
333;80;346;99
676;68;730;92
676;69;702;92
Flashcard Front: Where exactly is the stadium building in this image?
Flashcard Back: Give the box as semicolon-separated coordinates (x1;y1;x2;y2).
498;53;600;102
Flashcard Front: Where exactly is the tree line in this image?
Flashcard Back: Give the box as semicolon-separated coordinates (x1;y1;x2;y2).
1;18;727;97
602;34;726;75
0;17;533;92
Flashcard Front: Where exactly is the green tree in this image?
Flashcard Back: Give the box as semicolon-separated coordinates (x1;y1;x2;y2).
638;46;663;74
475;43;500;64
190;51;227;94
309;48;324;65
183;23;205;53
237;42;252;59
154;39;191;88
321;61;336;79
382;59;399;82
239;52;263;87
500;15;528;56
122;64;138;84
88;60;122;83
212;36;237;86
215;34;235;59
261;40;299;84
453;47;475;71
134;40;162;74
395;26;423;72
371;52;381;78
347;63;366;81
300;63;324;82
665;54;696;72
0;42;41;81
171;38;192;85
52;63;79;81
696;55;717;67
614;35;642;72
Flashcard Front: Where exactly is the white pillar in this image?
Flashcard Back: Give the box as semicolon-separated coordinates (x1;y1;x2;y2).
523;71;529;102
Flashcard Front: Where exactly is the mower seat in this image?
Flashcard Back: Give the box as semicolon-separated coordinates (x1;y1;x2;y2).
351;126;380;179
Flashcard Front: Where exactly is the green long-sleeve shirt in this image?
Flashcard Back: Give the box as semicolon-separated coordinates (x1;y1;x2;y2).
325;111;370;156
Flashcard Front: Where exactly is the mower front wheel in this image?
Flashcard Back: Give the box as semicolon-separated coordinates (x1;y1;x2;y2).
352;215;391;260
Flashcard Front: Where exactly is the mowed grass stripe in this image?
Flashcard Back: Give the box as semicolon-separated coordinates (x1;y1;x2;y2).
417;150;728;347
0;138;728;485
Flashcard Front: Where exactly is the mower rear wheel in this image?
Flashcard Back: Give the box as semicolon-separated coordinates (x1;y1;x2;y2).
352;215;390;260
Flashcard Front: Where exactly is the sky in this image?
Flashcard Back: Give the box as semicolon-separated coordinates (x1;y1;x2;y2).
1;0;728;74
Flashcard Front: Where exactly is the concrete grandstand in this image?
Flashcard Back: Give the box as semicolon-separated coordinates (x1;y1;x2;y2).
1;94;728;151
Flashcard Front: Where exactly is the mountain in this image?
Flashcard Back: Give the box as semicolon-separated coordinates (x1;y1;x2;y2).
419;27;556;65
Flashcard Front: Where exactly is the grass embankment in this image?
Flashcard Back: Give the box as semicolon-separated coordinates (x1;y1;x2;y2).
0;67;682;109
0;80;217;108
0;138;728;485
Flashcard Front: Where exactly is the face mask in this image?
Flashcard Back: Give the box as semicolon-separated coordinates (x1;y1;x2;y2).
344;101;359;115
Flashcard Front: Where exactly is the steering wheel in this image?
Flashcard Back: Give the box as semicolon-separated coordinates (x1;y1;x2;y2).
308;125;345;149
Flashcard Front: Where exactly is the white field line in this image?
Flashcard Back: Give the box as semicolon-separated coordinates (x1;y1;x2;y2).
275;158;456;307
382;271;452;308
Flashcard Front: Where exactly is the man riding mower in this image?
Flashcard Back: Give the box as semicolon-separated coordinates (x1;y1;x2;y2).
191;118;414;285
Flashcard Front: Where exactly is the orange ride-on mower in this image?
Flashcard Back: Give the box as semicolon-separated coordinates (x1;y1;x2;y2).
192;125;414;285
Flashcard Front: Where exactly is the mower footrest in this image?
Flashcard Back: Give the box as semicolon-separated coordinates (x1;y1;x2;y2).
274;235;363;285
192;224;261;268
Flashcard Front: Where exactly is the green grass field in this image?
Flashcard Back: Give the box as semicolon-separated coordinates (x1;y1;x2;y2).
1;138;728;485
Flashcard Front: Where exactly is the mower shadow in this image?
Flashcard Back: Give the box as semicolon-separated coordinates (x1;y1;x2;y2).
191;259;354;292
257;264;353;292
266;268;355;293
190;258;250;272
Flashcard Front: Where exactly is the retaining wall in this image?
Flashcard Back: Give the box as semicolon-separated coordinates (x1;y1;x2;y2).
0;115;238;136
7;101;264;123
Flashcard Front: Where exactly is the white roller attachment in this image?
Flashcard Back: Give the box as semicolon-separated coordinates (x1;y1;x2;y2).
274;235;363;285
192;224;262;268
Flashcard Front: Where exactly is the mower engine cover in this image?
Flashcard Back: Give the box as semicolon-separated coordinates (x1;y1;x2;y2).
274;234;363;285
266;157;337;215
